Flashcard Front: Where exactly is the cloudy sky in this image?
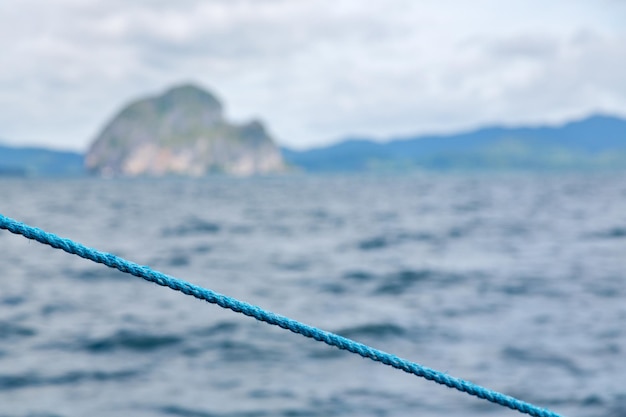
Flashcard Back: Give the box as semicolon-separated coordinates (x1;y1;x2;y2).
1;0;625;150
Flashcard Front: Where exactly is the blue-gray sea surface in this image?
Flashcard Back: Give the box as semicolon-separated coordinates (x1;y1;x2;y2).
1;174;625;417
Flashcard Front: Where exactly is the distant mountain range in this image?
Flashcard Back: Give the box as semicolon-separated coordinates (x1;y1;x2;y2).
2;114;626;176
281;114;626;172
0;144;83;177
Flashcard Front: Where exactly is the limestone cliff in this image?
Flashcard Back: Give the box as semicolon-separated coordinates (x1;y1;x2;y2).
85;84;286;176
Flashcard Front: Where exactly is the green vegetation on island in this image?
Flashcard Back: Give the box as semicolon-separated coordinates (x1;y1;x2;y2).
281;114;626;172
85;84;287;177
2;85;626;177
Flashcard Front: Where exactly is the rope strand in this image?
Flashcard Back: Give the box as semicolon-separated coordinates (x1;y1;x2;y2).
0;213;563;417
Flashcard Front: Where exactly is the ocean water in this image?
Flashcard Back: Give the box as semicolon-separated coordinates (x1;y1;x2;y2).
0;174;625;417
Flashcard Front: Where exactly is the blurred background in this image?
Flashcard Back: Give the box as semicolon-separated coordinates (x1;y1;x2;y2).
1;0;625;151
1;2;626;417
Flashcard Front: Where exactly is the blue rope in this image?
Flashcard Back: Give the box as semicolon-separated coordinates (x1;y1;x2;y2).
0;213;563;417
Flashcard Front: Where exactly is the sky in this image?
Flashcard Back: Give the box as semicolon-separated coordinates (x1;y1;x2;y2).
1;0;625;151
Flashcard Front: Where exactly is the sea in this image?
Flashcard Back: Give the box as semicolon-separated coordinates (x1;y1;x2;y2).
0;173;625;417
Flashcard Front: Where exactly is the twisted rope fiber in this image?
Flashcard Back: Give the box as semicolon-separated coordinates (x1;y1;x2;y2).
0;213;563;417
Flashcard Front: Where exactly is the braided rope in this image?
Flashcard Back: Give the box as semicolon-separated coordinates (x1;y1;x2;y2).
0;213;563;417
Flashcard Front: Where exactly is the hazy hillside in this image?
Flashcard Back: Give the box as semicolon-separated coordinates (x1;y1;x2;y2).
0;144;84;177
3;114;626;176
282;115;626;172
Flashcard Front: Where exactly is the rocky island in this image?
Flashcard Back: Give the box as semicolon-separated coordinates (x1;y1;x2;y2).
85;84;286;177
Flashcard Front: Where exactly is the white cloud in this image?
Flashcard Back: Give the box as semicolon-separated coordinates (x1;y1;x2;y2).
0;0;625;150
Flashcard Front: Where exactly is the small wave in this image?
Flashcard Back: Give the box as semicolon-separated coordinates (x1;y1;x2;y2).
0;321;36;339
158;404;330;417
345;268;467;295
590;227;626;239
318;283;346;294
82;330;183;353
375;269;440;295
215;340;280;363
159;405;219;417
248;389;295;399
342;271;375;281
62;266;122;281
159;405;269;417
181;326;280;362
447;226;470;239
453;201;484;213
40;302;75;317
501;346;583;376
1;295;26;306
500;284;531;296
580;395;604;407
588;284;621;298
196;321;239;337
265;225;293;237
496;276;562;298
163;217;221;237
358;236;388;250
167;254;191;267
229;224;255;235
149;252;193;268
606;394;626;417
0;369;138;391
272;260;310;272
336;323;406;340
193;244;212;254
357;231;437;251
